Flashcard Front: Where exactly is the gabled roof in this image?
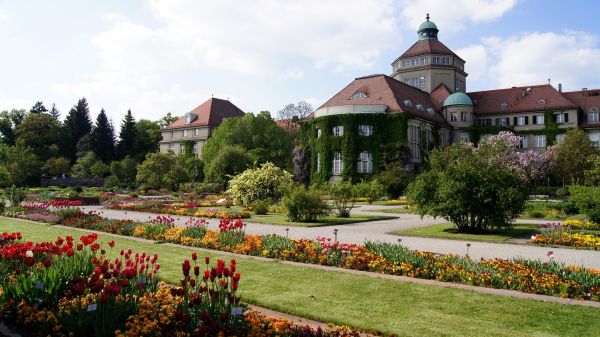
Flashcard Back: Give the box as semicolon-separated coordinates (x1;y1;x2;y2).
467;84;577;115
430;83;452;109
563;89;600;128
399;39;460;59
317;74;449;125
163;98;245;130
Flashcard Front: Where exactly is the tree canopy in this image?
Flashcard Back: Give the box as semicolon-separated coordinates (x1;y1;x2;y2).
92;109;116;163
62;98;93;161
117;110;137;159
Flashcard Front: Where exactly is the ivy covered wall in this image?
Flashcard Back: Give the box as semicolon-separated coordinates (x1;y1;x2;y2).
299;113;410;184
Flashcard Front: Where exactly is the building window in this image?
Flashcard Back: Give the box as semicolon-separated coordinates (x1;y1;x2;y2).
183;129;189;137
459;132;470;142
450;112;457;122
194;128;200;136
496;118;509;126
332;152;342;175
317;128;322;138
427;108;435;115
534;115;545;125
516;116;527;126
185;115;191;124
589;109;599;123
180;144;185;154
402;76;426;89
416;104;424;111
408;125;421;160
358;124;373;136
350;92;367;100
170;131;174;138
589;132;600;148
455;79;465;92
332;126;344;136
534;135;547;148
555;113;568;123
477;118;492;126
555;133;565;143
403;99;412;107
461;111;470;122
439;130;447;147
316;153;321;172
357;151;373;174
168;144;174;152
192;143;198;154
518;135;529;149
500;102;508;109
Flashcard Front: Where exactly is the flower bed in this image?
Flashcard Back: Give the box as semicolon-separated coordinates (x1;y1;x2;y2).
25;210;600;302
0;231;373;337
105;200;251;219
531;222;600;249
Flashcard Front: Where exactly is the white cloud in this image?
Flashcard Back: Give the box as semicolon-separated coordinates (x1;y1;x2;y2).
480;31;600;90
0;8;7;21
400;0;518;33
53;0;400;120
456;44;488;82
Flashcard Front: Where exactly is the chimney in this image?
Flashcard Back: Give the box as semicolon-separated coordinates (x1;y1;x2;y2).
558;83;562;92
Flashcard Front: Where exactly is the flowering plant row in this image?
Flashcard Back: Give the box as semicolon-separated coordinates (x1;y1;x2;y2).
44;211;600;302
104;200;251;219
0;232;373;337
531;222;600;249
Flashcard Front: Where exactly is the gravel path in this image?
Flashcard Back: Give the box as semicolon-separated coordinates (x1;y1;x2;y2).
80;205;600;269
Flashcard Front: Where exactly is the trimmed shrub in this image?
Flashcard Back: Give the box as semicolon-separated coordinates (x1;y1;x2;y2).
569;185;600;223
328;181;358;218
282;186;329;222
252;199;270;215
355;180;386;204
228;162;293;207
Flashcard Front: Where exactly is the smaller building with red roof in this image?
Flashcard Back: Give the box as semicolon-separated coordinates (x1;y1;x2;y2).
159;97;245;156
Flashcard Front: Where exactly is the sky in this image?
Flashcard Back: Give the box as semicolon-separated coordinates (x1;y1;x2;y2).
1;0;600;124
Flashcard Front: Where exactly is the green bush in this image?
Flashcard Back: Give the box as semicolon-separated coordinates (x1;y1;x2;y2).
282;186;329;222
373;168;414;199
0;195;5;214
328;181;358;218
4;185;26;206
569;185;600;223
407;142;529;233
355;180;386;204
527;210;546;219
252;199;270;215
228;162;292;207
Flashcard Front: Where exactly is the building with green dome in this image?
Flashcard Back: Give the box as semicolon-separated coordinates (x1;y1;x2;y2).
299;14;600;183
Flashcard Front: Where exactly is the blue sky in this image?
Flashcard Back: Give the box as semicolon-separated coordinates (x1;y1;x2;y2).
1;0;599;124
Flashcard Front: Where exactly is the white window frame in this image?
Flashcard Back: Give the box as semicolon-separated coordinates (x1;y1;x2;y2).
317;128;322;138
497;118;508;126
460;112;469;122
168;144;174;151
170;131;174;138
194;128;200;136
185;115;191;124
357;151;373;174
332;152;342;175
516;116;526;126
556;113;566;123
555;133;565;143
535;115;545;125
183;129;189;137
332;126;344;137
358;124;373;136
192;143;198;154
589;132;600;148
518;135;529;149
589;111;599;123
534;135;547;148
179;144;185;154
450;112;457;122
316;153;321;172
408;125;421;160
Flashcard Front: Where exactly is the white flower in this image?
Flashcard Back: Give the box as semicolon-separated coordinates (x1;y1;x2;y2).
25;250;34;258
530;235;537;240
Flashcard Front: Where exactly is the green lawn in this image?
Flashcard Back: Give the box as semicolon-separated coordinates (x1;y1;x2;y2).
249;213;396;227
390;223;540;243
2;217;600;336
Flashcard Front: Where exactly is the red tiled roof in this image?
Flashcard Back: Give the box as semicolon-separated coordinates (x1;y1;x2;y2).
430;83;452;109
468;84;577;115
163;98;245;130
563;90;600;128
317;74;449;125
400;39;460;59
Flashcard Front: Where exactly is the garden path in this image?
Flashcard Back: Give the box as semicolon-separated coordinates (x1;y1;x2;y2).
80;205;600;269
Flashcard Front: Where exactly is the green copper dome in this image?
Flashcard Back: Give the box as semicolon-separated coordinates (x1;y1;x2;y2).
418;14;439;40
418;20;438;31
443;92;473;106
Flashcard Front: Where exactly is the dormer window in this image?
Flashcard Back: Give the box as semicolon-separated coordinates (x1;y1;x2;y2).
184;112;196;125
426;108;435;115
416;104;424;111
350;92;367;100
403;100;412;107
500;102;508;109
538;99;546;105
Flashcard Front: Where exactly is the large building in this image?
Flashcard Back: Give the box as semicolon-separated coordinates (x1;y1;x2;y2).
301;15;600;183
159;97;245;156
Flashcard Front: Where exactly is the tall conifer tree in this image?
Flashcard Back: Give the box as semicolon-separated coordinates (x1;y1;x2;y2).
62;98;93;161
117;109;137;159
92;109;116;162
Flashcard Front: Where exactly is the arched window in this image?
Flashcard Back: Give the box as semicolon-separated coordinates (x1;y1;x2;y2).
350;92;368;100
357;151;373;174
332;152;342;175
